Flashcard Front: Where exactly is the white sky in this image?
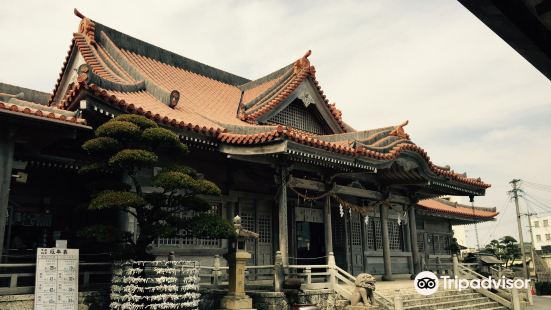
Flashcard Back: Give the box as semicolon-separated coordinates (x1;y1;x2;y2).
1;0;551;248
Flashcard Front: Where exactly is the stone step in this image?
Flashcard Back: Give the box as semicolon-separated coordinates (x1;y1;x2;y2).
435;301;505;310
378;288;474;300
344;305;379;310
404;296;489;310
403;292;481;306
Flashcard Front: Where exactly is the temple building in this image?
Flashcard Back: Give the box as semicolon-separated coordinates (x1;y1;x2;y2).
0;10;499;287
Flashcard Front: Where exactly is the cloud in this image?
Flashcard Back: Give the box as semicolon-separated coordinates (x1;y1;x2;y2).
1;0;550;247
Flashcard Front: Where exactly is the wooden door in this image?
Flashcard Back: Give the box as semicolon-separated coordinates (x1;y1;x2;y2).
349;212;365;275
256;199;273;272
331;206;348;270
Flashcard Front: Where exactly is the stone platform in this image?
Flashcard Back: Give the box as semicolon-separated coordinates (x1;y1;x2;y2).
345;305;379;310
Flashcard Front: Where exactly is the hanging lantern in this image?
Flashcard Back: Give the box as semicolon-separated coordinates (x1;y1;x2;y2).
349;208;352;215
364;215;369;225
339;204;344;218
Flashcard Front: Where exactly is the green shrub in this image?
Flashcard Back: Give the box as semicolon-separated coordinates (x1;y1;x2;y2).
96;121;140;140
115;114;158;130
82;137;120;154
109;149;158;168
90;191;146;210
535;282;551;295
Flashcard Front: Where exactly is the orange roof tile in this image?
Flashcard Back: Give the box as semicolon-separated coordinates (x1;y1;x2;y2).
0;100;87;126
48;11;491;190
417;199;498;219
241;75;283;104
121;50;247;127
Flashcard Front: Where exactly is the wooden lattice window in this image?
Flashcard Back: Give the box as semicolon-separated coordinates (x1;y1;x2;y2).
434;234;450;254
388;219;401;250
268;100;329;134
351;218;362;246
374;217;382;250
241;209;256;261
241;211;256;232
417;232;425;252
258;214;272;243
156;205;222;248
366;218;375;250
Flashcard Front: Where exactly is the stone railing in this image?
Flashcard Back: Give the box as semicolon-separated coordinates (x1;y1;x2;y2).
198;252;392;309
0;262;112;295
454;255;530;310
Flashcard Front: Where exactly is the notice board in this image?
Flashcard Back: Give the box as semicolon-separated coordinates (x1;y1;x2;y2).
34;248;79;310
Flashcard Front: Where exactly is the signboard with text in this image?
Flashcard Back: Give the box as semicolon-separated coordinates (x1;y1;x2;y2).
34;248;79;310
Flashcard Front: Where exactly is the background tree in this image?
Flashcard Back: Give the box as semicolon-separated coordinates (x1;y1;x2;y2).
499;236;521;267
446;237;461;255
79;115;234;259
484;239;505;260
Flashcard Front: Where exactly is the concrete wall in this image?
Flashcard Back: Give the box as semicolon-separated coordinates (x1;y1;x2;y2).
1;289;337;310
199;288;337;310
0;291;109;310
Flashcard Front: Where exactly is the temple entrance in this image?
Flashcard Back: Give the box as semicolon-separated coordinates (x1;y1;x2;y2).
296;222;326;265
294;206;326;265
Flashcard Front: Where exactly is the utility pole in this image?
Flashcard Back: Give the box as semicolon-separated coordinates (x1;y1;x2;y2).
511;179;529;279
525;205;538;280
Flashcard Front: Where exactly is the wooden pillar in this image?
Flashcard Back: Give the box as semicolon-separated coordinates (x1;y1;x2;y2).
278;167;289;266
380;204;393;281
324;195;333;256
408;204;421;276
0;129;15;261
403;212;413;272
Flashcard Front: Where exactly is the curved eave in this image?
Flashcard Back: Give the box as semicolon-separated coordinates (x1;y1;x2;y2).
416;206;498;224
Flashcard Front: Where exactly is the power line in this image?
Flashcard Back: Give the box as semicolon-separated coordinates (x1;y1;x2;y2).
525;192;551;205
523;193;551;212
483;197;512;245
524;180;551;188
523;181;551;193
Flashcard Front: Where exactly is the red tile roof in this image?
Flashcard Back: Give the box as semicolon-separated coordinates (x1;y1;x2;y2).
239;51;346;131
417;199;498;219
48;11;491;190
0;100;86;126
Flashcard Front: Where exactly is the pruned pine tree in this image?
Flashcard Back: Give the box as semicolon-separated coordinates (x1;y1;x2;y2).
80;114;234;259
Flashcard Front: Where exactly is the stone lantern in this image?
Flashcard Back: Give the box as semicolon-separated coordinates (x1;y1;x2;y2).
220;215;259;310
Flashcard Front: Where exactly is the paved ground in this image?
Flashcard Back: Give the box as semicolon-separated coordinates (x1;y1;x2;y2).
376;279;415;292
529;295;551;309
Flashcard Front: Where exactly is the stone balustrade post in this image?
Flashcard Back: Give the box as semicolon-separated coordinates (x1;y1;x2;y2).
527;280;534;306
168;251;175;261
512;285;521;310
452;254;459;278
328;251;336;290
394;289;404;310
305;267;312;288
274;251;284;292
213;254;221;285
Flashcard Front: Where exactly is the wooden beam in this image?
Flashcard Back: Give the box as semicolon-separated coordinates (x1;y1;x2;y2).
287;175;325;191
389;193;411;205
287;176;410;204
334;184;383;200
219;141;287;155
